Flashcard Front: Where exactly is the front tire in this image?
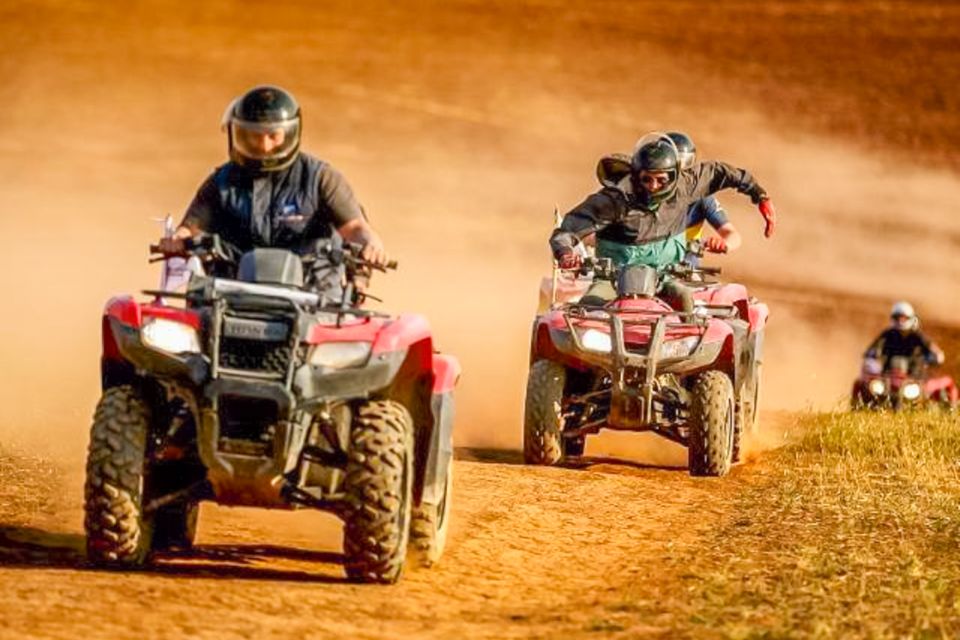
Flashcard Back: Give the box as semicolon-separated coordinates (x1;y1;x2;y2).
342;400;414;584
84;385;155;567
524;360;566;465
688;371;735;477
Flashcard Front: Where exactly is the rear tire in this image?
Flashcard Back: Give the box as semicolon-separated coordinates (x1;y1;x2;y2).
410;463;452;568
524;360;566;465
688;371;735;477
733;363;761;462
564;436;586;457
342;400;414;584
84;385;155;567
153;502;199;551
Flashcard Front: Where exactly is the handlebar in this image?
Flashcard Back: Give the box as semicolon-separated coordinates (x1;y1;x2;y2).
560;254;721;281
149;234;229;264
150;235;397;271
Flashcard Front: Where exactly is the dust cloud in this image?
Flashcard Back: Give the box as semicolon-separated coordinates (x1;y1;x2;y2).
1;0;959;470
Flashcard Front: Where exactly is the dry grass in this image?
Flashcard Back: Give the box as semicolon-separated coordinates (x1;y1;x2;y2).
0;447;64;525
654;411;960;639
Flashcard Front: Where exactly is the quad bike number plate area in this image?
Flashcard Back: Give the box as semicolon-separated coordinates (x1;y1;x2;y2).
222;317;290;342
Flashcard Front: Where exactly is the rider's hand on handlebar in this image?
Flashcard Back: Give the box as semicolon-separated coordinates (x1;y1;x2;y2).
759;199;777;238
360;236;389;268
704;236;728;254
555;248;582;270
154;237;187;256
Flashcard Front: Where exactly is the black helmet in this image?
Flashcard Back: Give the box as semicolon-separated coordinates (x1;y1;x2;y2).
666;131;697;169
630;132;680;206
223;85;301;172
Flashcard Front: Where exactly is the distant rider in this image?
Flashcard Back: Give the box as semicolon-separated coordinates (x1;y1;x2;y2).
156;85;389;289
864;301;945;372
552;132;777;305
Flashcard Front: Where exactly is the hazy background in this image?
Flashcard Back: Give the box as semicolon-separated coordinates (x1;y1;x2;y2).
1;0;959;463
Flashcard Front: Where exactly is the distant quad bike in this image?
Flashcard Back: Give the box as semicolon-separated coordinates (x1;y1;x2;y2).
86;232;459;583
525;247;767;477
851;355;957;411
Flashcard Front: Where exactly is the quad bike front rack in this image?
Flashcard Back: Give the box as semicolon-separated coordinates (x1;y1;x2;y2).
561;303;733;432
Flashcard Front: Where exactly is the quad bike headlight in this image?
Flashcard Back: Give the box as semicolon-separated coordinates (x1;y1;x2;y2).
659;336;700;360
868;378;887;396
577;328;612;353
902;382;922;401
141;317;201;354
309;342;372;369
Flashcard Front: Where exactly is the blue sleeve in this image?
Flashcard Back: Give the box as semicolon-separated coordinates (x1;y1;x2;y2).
686;201;706;227
703;196;729;229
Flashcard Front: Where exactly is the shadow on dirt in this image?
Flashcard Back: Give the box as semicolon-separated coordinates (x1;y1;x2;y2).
0;525;84;568
455;447;525;465
454;448;687;473
0;525;347;583
564;456;687;474
150;547;347;584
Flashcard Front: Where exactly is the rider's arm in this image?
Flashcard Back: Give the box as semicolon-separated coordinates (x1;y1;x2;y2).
918;333;946;366
318;164;388;266
864;331;887;359
158;178;218;254
549;189;622;257
704;198;741;251
337;219;387;266
318;163;366;224
684;161;776;237
714;223;742;252
685;161;768;203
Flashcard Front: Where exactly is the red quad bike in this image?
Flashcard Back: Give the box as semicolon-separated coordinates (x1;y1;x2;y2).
851;355;958;411
86;235;459;583
525;249;768;477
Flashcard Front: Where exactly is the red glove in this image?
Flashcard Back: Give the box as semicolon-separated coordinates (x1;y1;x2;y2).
556;248;582;270
704;235;728;254
759;199;776;238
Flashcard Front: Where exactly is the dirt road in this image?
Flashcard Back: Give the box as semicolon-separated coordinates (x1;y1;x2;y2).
1;1;959;637
2;449;758;639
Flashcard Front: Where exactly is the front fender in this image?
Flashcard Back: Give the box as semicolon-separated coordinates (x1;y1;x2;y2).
748;302;770;333
431;354;461;394
371;313;434;357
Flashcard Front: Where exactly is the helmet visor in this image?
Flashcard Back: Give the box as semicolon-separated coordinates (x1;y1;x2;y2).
231;118;300;161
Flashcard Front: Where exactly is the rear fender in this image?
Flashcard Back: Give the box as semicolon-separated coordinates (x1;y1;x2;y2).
383;338;438;505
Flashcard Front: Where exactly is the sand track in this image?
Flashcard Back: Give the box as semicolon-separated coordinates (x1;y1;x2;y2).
1;450;754;639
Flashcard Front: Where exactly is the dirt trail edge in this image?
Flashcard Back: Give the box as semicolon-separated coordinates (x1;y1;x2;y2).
0;442;773;640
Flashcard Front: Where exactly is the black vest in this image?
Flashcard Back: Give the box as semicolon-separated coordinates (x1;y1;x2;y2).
211;154;333;253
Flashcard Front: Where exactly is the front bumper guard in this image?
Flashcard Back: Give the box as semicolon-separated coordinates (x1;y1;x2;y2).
554;309;723;429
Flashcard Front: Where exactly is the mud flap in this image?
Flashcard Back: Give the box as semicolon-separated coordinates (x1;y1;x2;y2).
421;391;455;505
728;319;750;392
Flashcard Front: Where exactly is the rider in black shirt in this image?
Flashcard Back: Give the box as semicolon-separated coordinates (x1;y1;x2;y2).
864;301;945;372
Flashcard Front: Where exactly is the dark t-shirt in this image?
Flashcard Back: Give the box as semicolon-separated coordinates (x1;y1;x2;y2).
181;153;363;254
865;328;935;363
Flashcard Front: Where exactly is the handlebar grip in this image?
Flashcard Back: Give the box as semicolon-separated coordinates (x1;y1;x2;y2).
149;244;162;254
386;260;399;270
